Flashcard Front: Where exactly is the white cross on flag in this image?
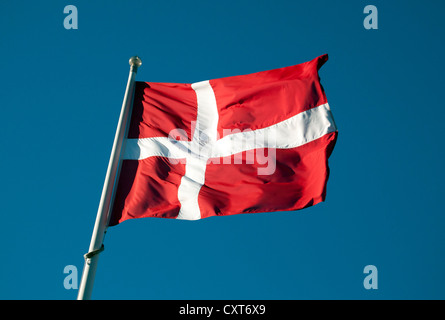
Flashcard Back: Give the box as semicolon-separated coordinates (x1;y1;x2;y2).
109;54;337;225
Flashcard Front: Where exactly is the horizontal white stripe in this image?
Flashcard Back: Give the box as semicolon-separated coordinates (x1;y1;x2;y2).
122;137;188;160
123;103;336;161
211;103;336;158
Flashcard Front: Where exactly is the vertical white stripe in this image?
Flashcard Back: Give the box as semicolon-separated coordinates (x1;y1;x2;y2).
176;81;219;220
176;156;206;220
191;81;219;145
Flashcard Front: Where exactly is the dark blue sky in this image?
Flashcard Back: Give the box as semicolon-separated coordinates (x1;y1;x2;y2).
1;0;444;299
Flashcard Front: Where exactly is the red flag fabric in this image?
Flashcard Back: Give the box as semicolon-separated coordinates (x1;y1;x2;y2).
109;54;337;225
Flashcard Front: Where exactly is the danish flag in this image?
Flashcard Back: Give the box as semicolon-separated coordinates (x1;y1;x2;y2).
109;54;337;225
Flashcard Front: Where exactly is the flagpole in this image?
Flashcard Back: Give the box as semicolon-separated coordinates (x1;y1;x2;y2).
77;56;142;300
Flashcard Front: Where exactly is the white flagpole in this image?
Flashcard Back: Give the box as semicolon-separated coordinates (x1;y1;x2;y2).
77;56;142;300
